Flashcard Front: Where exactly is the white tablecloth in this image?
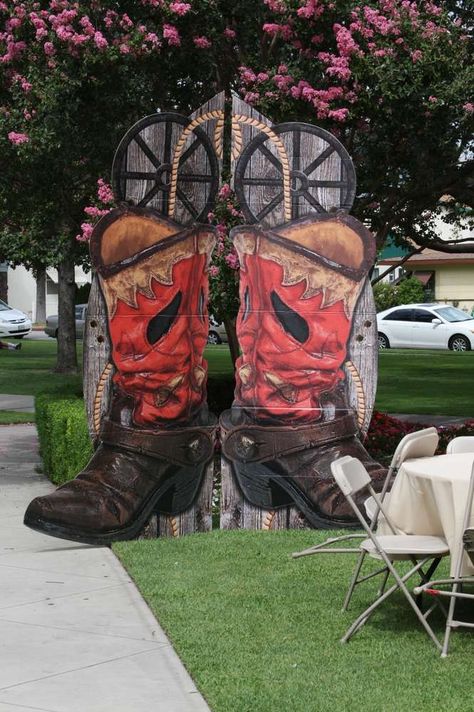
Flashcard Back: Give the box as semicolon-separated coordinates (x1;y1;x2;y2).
379;453;474;576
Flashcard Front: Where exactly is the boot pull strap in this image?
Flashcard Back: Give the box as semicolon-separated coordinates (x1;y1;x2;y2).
221;414;358;464
101;419;216;468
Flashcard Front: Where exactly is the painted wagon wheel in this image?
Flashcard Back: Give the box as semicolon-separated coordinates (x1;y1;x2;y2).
112;112;219;224
234;122;356;224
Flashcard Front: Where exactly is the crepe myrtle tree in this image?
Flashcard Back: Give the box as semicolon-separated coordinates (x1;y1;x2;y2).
0;0;264;371
2;1;473;370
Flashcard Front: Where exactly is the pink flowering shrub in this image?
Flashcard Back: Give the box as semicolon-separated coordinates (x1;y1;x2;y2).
76;179;114;242
207;184;242;331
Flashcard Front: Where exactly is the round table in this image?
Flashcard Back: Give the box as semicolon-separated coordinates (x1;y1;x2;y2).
379;452;474;576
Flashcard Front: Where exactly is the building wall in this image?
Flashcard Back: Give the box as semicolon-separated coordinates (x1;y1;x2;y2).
7;266;36;319
435;265;474;311
7;265;91;322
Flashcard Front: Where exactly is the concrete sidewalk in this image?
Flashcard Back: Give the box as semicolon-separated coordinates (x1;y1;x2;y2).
0;424;211;712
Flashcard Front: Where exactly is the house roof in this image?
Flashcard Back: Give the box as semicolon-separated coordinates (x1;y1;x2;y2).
380;248;474;267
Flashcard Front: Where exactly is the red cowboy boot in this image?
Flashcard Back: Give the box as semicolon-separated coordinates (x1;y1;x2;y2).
220;213;386;528
24;206;216;544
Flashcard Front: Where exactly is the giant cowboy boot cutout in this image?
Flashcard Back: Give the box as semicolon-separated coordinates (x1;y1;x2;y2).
25;206;216;544
220;213;386;528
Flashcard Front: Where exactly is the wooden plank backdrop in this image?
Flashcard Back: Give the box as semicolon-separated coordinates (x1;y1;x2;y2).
220;93;378;531
83;92;225;538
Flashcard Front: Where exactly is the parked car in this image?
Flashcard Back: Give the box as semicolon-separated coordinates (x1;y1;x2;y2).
0;299;32;339
207;316;228;345
377;303;474;351
45;304;87;339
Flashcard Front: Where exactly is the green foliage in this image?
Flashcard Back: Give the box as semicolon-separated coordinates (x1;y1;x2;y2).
396;276;425;305
373;281;399;312
75;282;91;305
373;276;424;311
35;393;92;485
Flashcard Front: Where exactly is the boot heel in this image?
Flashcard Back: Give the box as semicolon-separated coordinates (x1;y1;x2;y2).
154;463;207;515
230;459;293;510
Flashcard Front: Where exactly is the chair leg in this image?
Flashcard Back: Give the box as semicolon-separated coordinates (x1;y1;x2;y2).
342;550;367;611
441;582;459;658
341;557;442;652
377;568;391;598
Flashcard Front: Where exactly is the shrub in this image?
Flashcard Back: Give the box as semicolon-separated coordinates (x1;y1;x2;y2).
373;276;425;312
365;410;474;465
35;393;93;485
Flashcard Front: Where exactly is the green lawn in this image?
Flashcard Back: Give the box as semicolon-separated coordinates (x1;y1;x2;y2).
115;529;473;712
0;341;473;420
375;349;474;416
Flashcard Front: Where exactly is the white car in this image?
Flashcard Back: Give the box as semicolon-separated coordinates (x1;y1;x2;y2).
0;298;32;339
377;303;474;351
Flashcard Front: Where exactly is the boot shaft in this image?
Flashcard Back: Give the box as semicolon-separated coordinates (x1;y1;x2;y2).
91;207;216;426
232;213;375;424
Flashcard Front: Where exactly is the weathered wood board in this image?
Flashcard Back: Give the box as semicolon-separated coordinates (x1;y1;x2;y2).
220;93;378;532
83;92;225;538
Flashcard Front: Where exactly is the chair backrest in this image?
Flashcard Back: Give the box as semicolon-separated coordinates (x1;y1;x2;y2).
331;456;371;496
393;427;439;468
447;437;474;455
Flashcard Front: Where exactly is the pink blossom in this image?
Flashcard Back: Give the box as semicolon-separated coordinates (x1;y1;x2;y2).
411;49;423;62
256;72;269;83
273;74;294;91
207;211;215;222
76;223;93;242
163;24;180;46
264;0;286;12
169;2;191;16
333;24;361;57
97;179;114;204
219;184;231;199
239;66;256;84
278;64;288;74
225;252;240;270
43;41;55;56
328;108;349;122
262;23;293;40
8;131;29;145
429;96;437;103
84;206;109;217
94;31;108;49
463;103;474;114
209;265;220;278
193;36;211;49
224;27;236;39
243;91;260;105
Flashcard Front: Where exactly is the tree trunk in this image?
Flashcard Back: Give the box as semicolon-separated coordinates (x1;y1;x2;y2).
35;266;47;324
223;316;239;367
55;253;78;374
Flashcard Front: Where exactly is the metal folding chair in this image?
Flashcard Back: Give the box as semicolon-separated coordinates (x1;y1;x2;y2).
331;455;449;651
292;428;439;570
446;436;474;454
414;462;474;657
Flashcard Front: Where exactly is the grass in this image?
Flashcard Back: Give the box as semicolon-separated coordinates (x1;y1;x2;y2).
0;410;35;424
115;529;474;712
0;339;83;397
1;341;473;420
375;349;474;416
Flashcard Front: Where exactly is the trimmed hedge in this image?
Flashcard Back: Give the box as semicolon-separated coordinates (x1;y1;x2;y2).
35;393;93;486
35;391;474;489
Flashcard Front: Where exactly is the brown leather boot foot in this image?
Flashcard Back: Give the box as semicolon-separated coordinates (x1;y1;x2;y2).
24;420;215;545
221;411;386;529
